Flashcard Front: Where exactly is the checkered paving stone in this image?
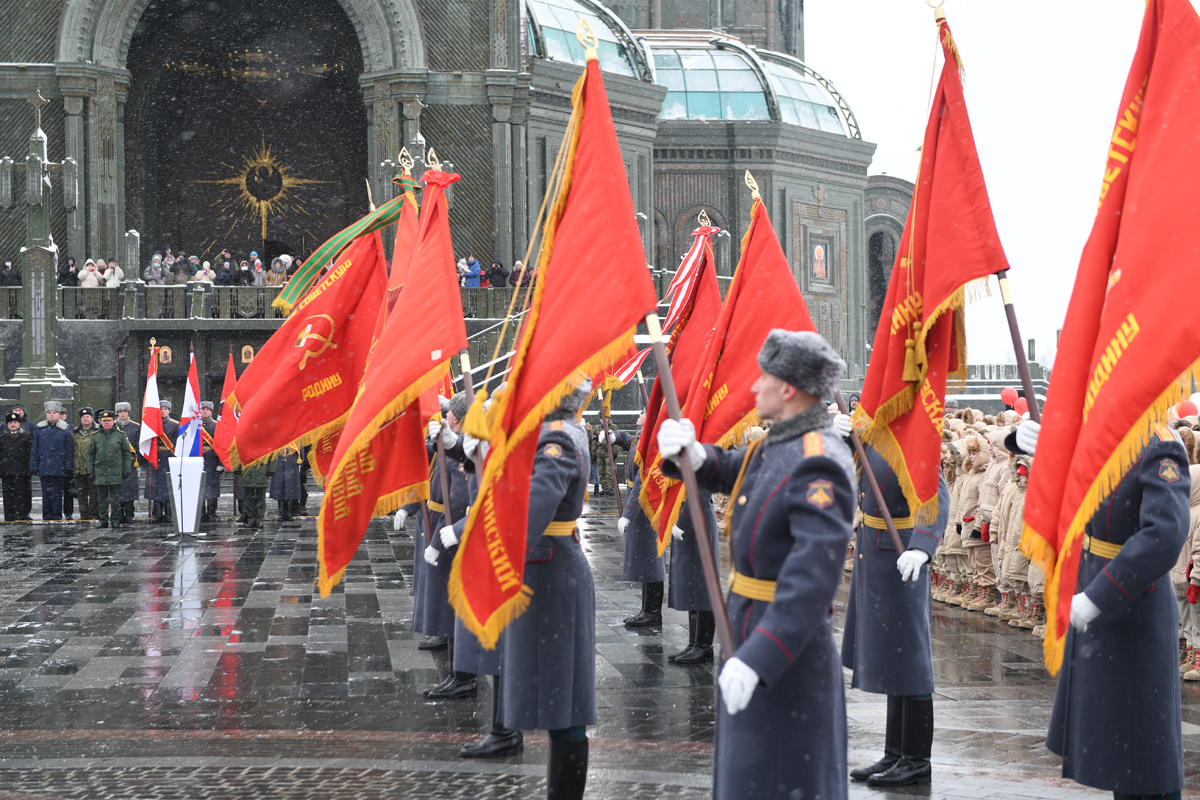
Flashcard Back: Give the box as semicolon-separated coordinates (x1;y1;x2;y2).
0;493;1193;799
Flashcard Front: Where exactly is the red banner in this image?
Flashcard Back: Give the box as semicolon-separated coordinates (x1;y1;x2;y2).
852;15;1010;526
634;228;721;553
1021;0;1200;674
211;353;239;471
316;169;467;596
449;57;658;649
660;196;816;538
230;231;388;468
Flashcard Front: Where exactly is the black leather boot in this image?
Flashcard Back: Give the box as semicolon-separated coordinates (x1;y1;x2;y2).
417;635;449;651
675;610;715;663
546;737;588;800
623;581;663;627
868;696;933;786
461;676;524;758
668;611;697;662
852;694;903;780
425;671;477;700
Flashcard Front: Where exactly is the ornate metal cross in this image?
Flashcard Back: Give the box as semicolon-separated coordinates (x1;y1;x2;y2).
28;90;47;131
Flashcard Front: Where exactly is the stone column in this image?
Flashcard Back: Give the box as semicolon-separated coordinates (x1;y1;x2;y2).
487;71;518;269
62;96;87;261
510;88;530;266
8;113;74;408
87;73;122;260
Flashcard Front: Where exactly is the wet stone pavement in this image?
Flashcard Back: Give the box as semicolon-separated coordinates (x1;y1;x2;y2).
0;492;1194;799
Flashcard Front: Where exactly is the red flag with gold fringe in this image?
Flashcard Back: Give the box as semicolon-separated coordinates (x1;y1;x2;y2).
316;166;467;596
229;230;389;468
633;225;721;554
448;55;658;649
661;192;816;542
851;14;1010;527
211;353;239;471
1021;0;1200;674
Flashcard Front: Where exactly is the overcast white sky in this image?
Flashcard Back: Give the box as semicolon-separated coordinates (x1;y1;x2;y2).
804;0;1165;366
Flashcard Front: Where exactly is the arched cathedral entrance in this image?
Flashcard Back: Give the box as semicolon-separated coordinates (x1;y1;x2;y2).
124;0;369;263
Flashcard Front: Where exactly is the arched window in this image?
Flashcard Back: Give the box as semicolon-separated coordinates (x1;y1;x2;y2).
867;231;895;344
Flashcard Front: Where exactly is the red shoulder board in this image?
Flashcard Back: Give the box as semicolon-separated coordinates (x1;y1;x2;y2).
549;421;564;431
803;431;825;458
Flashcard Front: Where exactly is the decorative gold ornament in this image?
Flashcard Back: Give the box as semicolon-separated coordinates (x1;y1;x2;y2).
196;138;328;240
576;18;599;61
426;147;442;172
698;209;711;227
744;171;761;201
398;147;415;176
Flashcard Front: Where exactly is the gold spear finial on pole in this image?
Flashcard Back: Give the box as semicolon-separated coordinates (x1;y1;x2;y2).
426;147;442;172
698;208;711;227
744;170;761;201
398;146;414;177
576;18;599;62
926;0;946;21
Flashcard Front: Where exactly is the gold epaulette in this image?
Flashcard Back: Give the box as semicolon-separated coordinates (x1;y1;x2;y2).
803;431;825;458
1155;425;1176;443
549;420;564;431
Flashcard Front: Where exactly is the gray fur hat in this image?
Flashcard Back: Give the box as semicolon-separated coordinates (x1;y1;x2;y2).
44;401;65;413
439;395;450;414
160;399;172;410
557;374;594;413
114;402;131;413
448;391;471;422
201;400;214;410
757;329;845;400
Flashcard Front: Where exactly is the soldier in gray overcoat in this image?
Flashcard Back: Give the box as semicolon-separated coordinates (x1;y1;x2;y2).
500;377;595;800
618;418;666;627
149;402;179;523
665;486;720;663
659;330;855;800
269;447;303;522
114;403;142;523
1023;424;1188;798
842;443;947;786
200;402;220;521
417;398;474;696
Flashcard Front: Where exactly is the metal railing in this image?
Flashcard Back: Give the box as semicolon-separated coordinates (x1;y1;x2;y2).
52;284;285;321
0;288;21;319
60;287;122;319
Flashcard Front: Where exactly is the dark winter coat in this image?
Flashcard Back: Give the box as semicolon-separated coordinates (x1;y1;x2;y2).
415;438;471;637
116;418;142;502
0;428;32;476
501;416;595;731
841;443;947;696
87;426;133;486
202;418;221;501
1047;432;1187;796
269;448;304;500
58;263;78;287
620;474;666;582
667;487;720;611
214;265;238;286
667;406;855;800
149;417;180;497
0;265;21;287
30;419;73;476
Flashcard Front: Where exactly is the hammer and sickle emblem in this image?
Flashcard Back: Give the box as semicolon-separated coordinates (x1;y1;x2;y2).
296;314;337;370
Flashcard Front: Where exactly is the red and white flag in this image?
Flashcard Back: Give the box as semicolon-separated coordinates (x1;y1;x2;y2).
139;348;165;469
176;353;203;457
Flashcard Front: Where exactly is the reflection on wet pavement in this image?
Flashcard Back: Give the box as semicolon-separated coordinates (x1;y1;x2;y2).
0;497;1193;799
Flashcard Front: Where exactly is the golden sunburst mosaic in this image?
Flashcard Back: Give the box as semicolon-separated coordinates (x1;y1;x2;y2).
197;139;328;241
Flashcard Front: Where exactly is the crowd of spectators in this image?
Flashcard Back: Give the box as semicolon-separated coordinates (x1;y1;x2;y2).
456;255;535;288
53;246;305;290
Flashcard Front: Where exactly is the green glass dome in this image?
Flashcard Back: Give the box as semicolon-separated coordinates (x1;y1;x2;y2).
526;0;652;80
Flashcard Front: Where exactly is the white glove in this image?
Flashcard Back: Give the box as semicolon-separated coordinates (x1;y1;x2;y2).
718;656;759;715
393;508;408;531
1015;419;1040;455
1069;592;1101;632
832;413;853;438
657;418;707;471
672;524;684;541
423;544;440;566
440;524;459;549
463;434;481;460
896;549;929;582
438;423;457;449
427;419;440;442
606;430;617;444
618;517;630;534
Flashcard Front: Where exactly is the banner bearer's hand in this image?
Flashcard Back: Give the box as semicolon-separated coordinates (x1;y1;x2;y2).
440;524;459;549
423;545;440;566
718;657;759;715
426;419;440;442
1069;592;1101;632
657;418;706;471
394;508;408;530
618;517;630;535
1015;420;1040;455
896;549;929;582
672;525;684;541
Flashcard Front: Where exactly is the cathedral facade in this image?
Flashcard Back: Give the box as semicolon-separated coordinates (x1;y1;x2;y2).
0;0;910;409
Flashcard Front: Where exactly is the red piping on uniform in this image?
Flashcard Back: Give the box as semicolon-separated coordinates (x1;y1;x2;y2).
749;478;789;574
755;625;793;662
1102;566;1132;600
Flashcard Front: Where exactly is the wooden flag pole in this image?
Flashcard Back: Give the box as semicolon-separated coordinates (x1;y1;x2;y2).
435;428;455;527
995;270;1042;423
636;370;650;408
644;312;734;656
599;391;623;508
833;391;905;555
458;350;485;483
